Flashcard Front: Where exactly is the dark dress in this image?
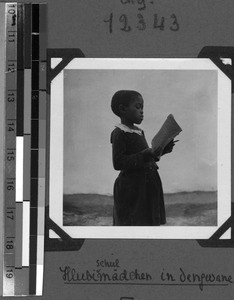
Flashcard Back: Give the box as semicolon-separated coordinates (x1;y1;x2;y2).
110;127;166;226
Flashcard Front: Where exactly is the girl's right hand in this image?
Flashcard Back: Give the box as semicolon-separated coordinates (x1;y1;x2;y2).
141;148;154;157
142;148;160;159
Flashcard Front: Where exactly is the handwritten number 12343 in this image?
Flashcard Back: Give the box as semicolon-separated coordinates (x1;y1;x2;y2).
104;13;179;33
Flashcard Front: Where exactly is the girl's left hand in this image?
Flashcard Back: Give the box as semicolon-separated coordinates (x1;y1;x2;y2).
163;140;177;155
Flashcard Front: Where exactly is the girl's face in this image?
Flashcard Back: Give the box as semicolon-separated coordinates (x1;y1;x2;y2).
124;96;144;125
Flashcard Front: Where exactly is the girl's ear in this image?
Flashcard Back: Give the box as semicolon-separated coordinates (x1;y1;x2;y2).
119;104;126;115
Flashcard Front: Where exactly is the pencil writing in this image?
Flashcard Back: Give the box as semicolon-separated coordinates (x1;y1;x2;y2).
59;266;152;282
160;267;233;291
104;12;179;34
104;0;180;33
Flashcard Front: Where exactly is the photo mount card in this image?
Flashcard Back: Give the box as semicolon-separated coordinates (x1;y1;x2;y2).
47;51;231;242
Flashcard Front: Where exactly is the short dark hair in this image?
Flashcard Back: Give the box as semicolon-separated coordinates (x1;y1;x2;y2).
111;90;142;117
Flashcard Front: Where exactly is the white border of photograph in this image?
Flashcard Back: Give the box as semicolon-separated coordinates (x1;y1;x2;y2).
49;58;231;239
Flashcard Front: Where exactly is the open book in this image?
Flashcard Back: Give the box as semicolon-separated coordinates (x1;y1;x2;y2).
151;114;182;158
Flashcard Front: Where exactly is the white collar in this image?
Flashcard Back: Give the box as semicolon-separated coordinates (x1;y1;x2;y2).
115;124;143;136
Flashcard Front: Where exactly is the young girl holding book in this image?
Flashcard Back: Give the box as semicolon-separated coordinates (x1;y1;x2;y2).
110;90;176;226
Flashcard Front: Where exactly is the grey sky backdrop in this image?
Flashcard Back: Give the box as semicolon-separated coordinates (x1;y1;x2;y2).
63;69;217;195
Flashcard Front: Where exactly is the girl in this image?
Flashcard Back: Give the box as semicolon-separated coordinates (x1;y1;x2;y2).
110;90;175;226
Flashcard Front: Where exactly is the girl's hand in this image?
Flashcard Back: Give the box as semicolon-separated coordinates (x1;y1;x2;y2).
142;148;160;161
142;148;155;157
163;139;178;155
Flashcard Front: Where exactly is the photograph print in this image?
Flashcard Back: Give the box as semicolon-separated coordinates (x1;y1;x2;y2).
49;58;231;239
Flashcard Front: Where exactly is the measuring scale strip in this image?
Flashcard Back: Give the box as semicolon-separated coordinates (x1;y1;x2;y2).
36;4;47;295
29;4;40;295
18;2;31;295
13;4;25;296
3;3;46;296
4;2;18;296
21;4;32;276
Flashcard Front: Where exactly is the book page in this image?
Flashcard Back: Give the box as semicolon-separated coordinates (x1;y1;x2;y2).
151;114;182;157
